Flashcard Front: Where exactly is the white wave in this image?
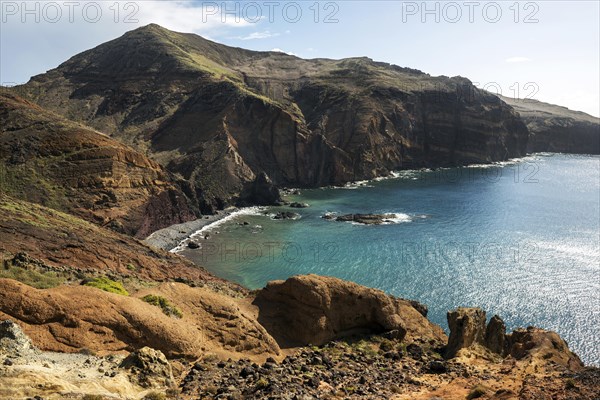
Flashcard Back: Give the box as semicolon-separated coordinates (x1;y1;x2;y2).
317;155;554;190
346;212;424;225
382;213;413;224
342;180;374;189
465;155;542;169
170;207;265;253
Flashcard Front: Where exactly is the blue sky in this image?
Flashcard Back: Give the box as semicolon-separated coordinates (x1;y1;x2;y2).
1;1;599;116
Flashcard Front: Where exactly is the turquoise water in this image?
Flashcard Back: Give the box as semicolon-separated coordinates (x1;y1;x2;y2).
179;154;600;365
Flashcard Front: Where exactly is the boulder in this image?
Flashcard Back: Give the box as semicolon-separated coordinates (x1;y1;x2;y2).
253;274;445;347
289;202;309;208
445;307;487;358
273;211;300;220
0;320;37;356
187;241;200;249
120;347;174;388
445;309;582;369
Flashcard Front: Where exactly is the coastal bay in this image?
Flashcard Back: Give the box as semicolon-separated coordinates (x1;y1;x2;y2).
174;154;600;365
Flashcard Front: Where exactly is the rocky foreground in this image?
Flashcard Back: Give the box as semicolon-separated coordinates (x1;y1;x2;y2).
0;272;598;399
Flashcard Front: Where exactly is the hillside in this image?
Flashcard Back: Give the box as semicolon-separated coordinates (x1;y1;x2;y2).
0;194;233;286
500;95;600;154
0;91;197;237
18;24;529;213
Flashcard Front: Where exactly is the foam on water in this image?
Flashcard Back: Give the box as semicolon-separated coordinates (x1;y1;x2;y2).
171;207;265;253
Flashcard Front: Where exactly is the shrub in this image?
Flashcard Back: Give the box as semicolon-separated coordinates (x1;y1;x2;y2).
142;294;183;318
143;393;166;400
255;378;269;390
0;266;65;289
82;395;105;400
84;277;129;296
467;385;488;399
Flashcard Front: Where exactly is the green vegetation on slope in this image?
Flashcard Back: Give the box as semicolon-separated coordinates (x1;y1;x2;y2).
0;265;66;289
85;277;129;296
142;294;183;318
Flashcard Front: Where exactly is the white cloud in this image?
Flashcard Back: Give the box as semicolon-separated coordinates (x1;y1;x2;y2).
0;1;259;84
505;57;532;63
236;31;280;40
271;48;297;56
135;2;254;34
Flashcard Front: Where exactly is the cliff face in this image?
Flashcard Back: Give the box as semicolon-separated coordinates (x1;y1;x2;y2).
0;92;197;237
501;96;600;154
18;24;529;212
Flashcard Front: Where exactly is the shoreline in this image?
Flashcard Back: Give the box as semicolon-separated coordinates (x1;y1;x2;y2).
144;207;266;252
143;208;239;251
143;153;548;251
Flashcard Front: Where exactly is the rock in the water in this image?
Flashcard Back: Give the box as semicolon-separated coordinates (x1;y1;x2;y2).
273;211;300;220
445;308;487;358
237;172;282;206
187;241;200;249
332;213;397;225
253;274;445;346
485;315;506;355
289;202;309;208
119;347;174;388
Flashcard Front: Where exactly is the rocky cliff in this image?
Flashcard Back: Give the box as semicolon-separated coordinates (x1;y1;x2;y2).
0;91;197;237
17;24;530;213
501;95;600;154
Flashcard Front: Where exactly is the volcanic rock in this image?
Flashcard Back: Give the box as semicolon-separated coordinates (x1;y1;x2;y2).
119;347;174;388
253;274;445;347
333;213;397;225
445;307;487;358
501;96;599;154
0;320;37;356
237;172;283;207
484;314;507;355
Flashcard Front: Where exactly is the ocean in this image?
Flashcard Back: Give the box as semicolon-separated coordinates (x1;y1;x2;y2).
177;154;600;365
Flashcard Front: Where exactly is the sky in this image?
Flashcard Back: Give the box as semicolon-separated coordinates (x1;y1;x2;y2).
1;1;599;116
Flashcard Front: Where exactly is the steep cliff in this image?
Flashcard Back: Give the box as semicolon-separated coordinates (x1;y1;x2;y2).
501;95;600;154
18;24;529;212
0;92;197;237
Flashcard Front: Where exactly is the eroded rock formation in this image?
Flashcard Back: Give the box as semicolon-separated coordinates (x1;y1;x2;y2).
253;274;446;347
445;307;583;371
